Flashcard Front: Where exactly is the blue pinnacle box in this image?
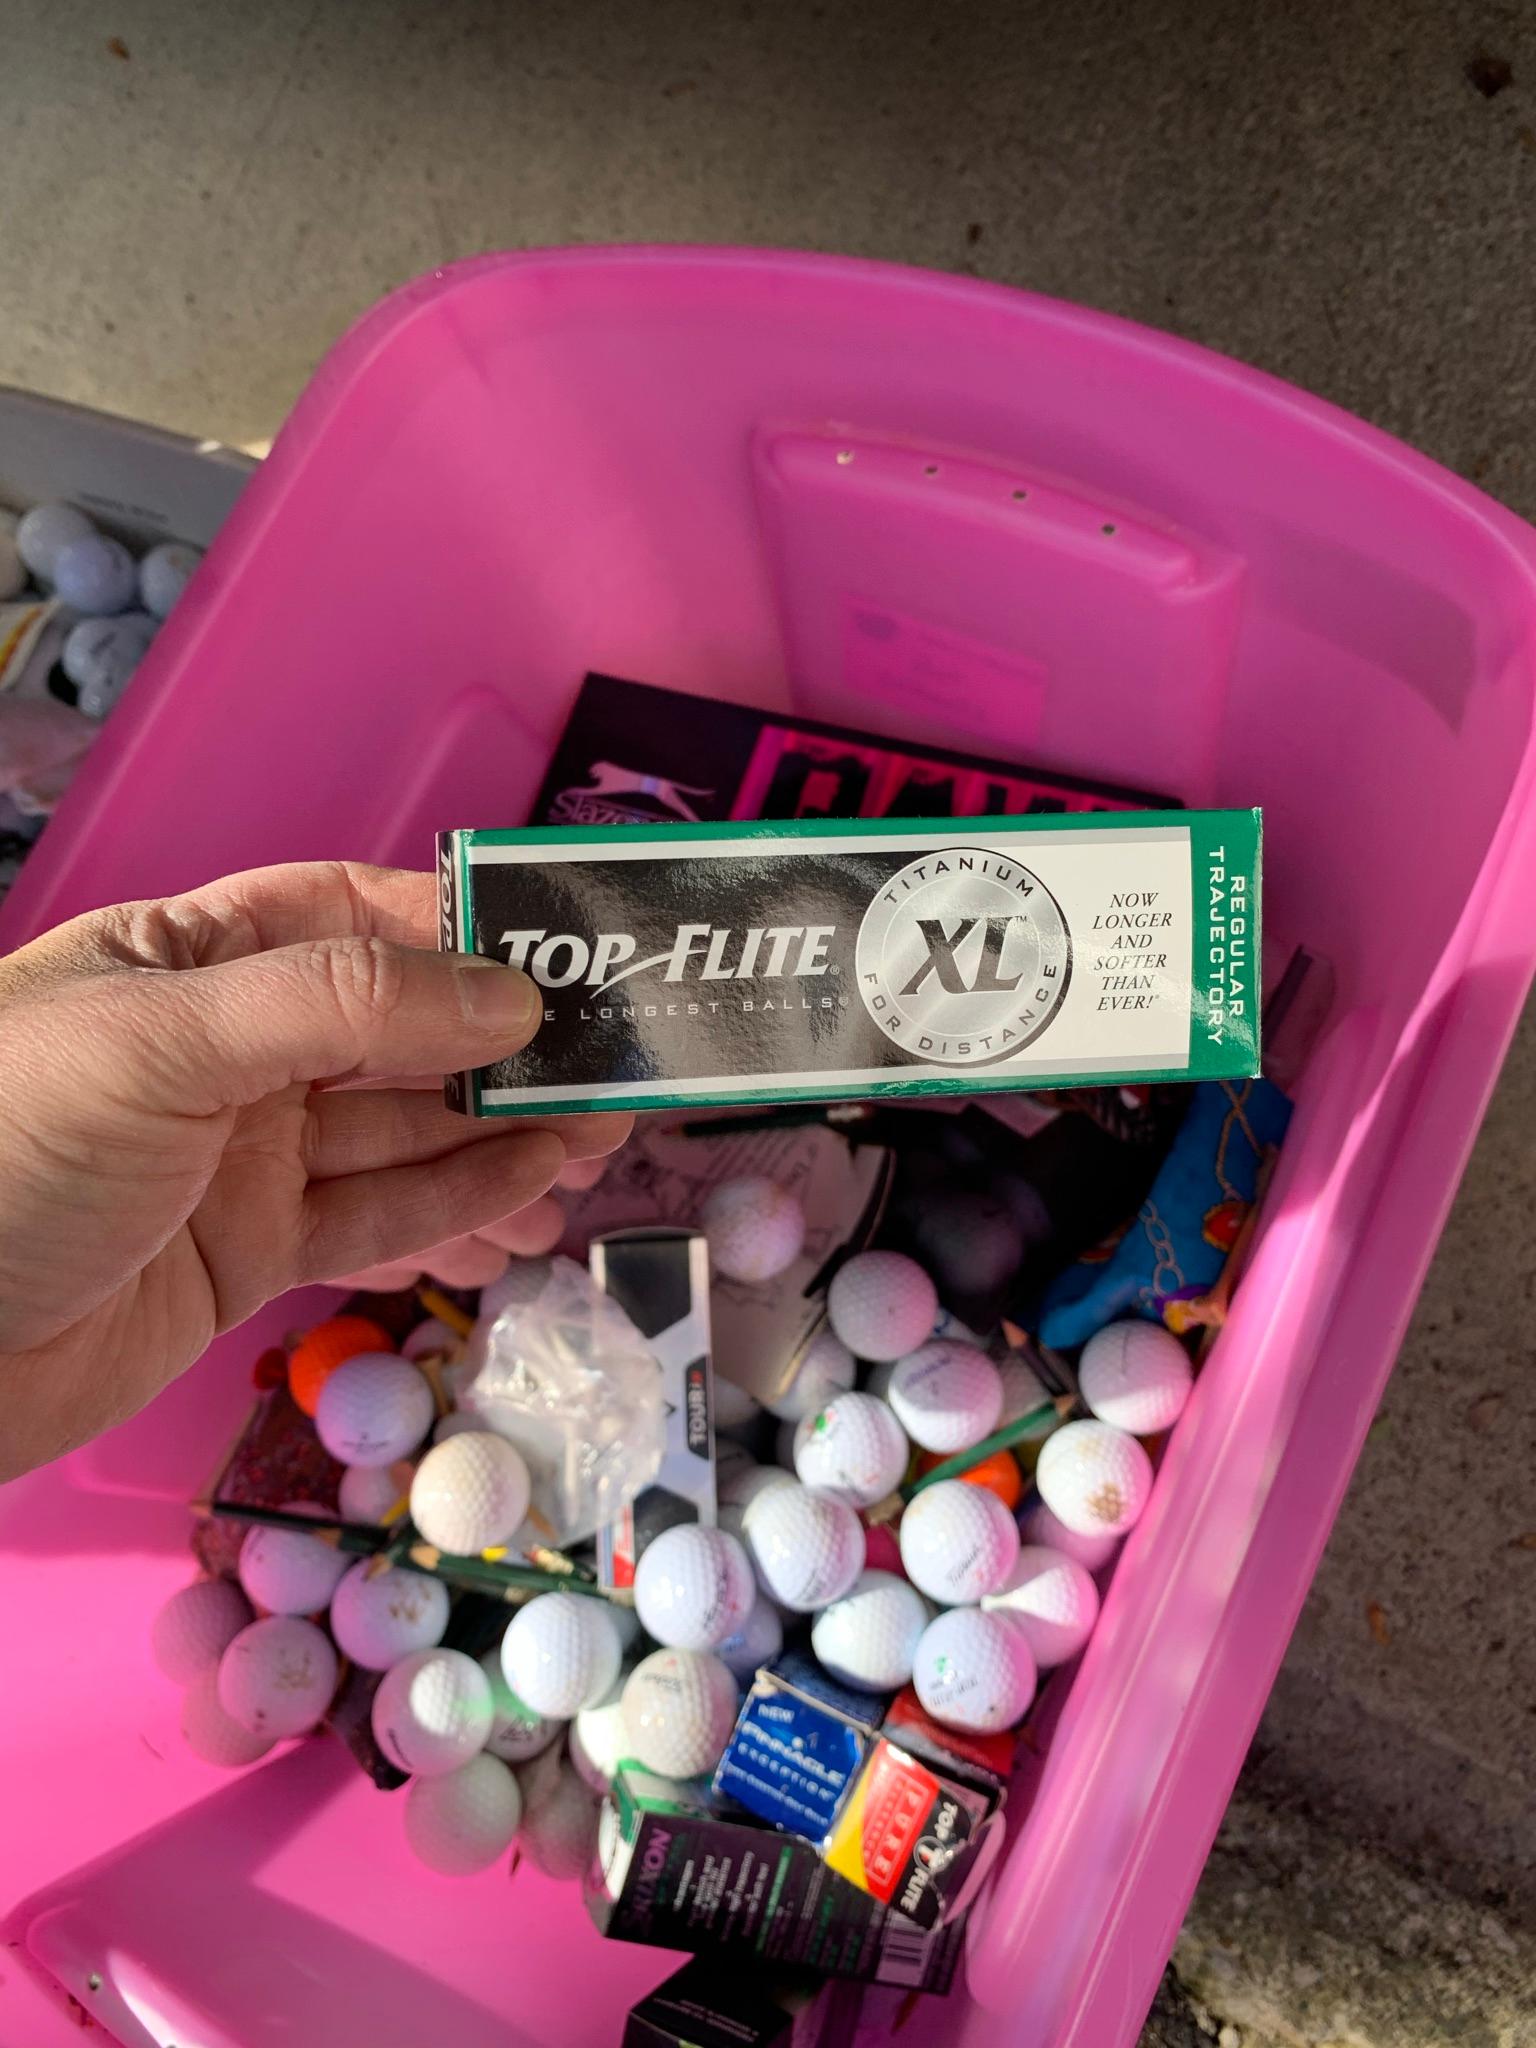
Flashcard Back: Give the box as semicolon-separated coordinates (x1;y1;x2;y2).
713;1650;888;1840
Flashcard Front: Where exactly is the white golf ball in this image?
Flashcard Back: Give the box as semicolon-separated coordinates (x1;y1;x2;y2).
983;1545;1100;1668
237;1518;348;1616
478;1648;563;1764
138;540;203;619
63;611;157;718
888;1342;1003;1455
502;1593;624;1718
765;1325;857;1422
713;1376;763;1440
720;1460;796;1512
410;1432;531;1555
329;1561;450;1671
793;1392;909;1507
827;1252;938;1362
517;1758;601;1879
715;1591;784;1684
151;1577;253;1685
180;1670;275;1768
406;1752;522;1875
315;1354;434;1468
913;1607;1036;1734
569;1667;631;1792
1077;1321;1193;1436
402;1315;459;1362
1035;1420;1152;1539
996;1351;1054;1432
633;1524;756;1651
338;1462;408;1525
741;1483;864;1613
52;533;137;614
701;1176;806;1282
811;1569;931;1692
621;1648;739;1780
898;1480;1020;1605
371;1647;493;1776
16;501;95;582
0;529;26;599
1018;1499;1120;1572
218;1616;338;1739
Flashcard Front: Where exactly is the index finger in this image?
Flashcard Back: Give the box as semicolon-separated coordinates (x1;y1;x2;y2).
140;861;441;964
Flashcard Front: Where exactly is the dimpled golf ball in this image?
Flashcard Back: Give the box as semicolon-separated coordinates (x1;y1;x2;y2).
765;1325;858;1424
63;611;158;718
180;1670;275;1767
406;1751;522;1874
371;1647;493;1776
996;1350;1053;1429
502;1593;623;1718
1018;1499;1120;1572
16;501;95;582
401;1315;459;1362
315;1354;435;1468
827;1251;938;1362
621;1648;739;1780
329;1561;450;1671
741;1482;864;1613
151;1577;253;1685
983;1544;1100;1667
720;1460;796;1512
634;1524;756;1651
716;1591;785;1684
52;533;137;614
793;1391;910;1507
517;1758;601;1879
701;1175;806;1282
218;1616;338;1739
478;1648;563;1764
1077;1320;1193;1436
913;1606;1036;1734
888;1341;1003;1455
811;1569;931;1691
568;1667;631;1792
898;1480;1020;1605
409;1432;532;1555
1035;1419;1152;1538
237;1517;349;1616
138;540;203;619
338;1462;408;1525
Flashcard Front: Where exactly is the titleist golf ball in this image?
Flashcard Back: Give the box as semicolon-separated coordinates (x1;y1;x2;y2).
913;1606;1036;1734
237;1517;348;1616
1077;1320;1193;1436
793;1391;909;1507
479;1649;563;1765
898;1479;1019;1605
811;1569;931;1691
218;1616;338;1739
409;1431;531;1554
1035;1420;1152;1539
888;1341;1003;1454
329;1561;450;1671
715;1591;785;1684
151;1577;253;1685
502;1593;623;1718
621;1648;739;1780
741;1482;864;1612
315;1354;434;1468
1018;1498;1120;1572
405;1752;522;1875
180;1670;275;1767
765;1325;857;1423
633;1524;756;1651
983;1544;1100;1668
701;1175;806;1282
827;1252;938;1362
371;1647;492;1776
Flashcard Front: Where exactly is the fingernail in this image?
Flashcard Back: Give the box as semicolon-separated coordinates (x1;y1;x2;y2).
457;959;540;1037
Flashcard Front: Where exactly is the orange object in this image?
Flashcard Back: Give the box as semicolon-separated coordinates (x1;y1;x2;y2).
287;1315;394;1416
915;1446;1022;1511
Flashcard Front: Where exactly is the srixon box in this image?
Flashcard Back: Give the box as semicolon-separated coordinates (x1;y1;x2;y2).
438;810;1262;1118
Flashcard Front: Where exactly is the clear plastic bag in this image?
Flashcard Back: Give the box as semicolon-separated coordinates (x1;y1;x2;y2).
449;1256;665;1548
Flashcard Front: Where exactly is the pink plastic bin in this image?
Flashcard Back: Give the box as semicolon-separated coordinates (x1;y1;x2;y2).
4;249;1536;2048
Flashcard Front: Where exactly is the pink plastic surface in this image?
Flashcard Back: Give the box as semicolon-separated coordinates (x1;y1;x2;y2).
4;248;1536;2048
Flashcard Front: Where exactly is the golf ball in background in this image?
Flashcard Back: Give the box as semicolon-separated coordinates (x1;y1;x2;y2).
741;1482;864;1612
406;1752;522;1875
401;1316;459;1363
811;1569;931;1692
712;1375;763;1440
793;1391;909;1507
996;1350;1054;1431
888;1341;1003;1454
715;1592;784;1685
371;1647;493;1776
237;1517;348;1616
16;501;95;582
983;1545;1100;1667
338;1462;408;1525
315;1354;435;1468
1018;1499;1120;1572
913;1190;1025;1301
286;1314;394;1417
479;1650;563;1765
138;540;203;618
912;1607;1036;1734
150;1577;253;1685
720;1460;795;1512
633;1524;756;1651
180;1670;275;1768
62;612;158;719
517;1759;601;1880
329;1562;450;1671
218;1616;338;1739
713;1438;758;1496
1077;1321;1194;1436
702;1175;806;1282
827;1251;938;1362
502;1593;624;1718
621;1648;739;1780
477;1256;553;1325
409;1432;531;1555
52;533;137;614
898;1480;1020;1605
1035;1420;1152;1539
764;1325;857;1423
0;528;24;599
569;1667;631;1792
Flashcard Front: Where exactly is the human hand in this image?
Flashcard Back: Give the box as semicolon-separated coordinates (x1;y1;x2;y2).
0;861;630;1481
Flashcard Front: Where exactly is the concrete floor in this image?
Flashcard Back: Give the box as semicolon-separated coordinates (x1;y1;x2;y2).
4;2;1535;2040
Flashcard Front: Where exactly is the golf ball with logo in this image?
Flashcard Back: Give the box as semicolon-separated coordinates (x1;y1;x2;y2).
621;1648;739;1780
811;1569;931;1691
409;1431;531;1555
701;1175;806;1282
151;1578;254;1685
715;1591;784;1684
765;1325;857;1422
983;1544;1100;1667
238;1517;348;1616
329;1562;450;1671
913;1606;1036;1734
1077;1320;1193;1436
568;1667;631;1792
218;1616;338;1739
1035;1420;1152;1538
479;1650;563;1764
502;1593;624;1718
517;1758;601;1879
741;1482;864;1612
180;1670;275;1768
633;1524;756;1651
63;612;158;717
827;1251;938;1362
793;1391;909;1506
405;1752;522;1874
371;1647;493;1776
1018;1498;1120;1571
338;1462;408;1525
888;1341;1003;1454
315;1354;435;1468
898;1479;1019;1605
